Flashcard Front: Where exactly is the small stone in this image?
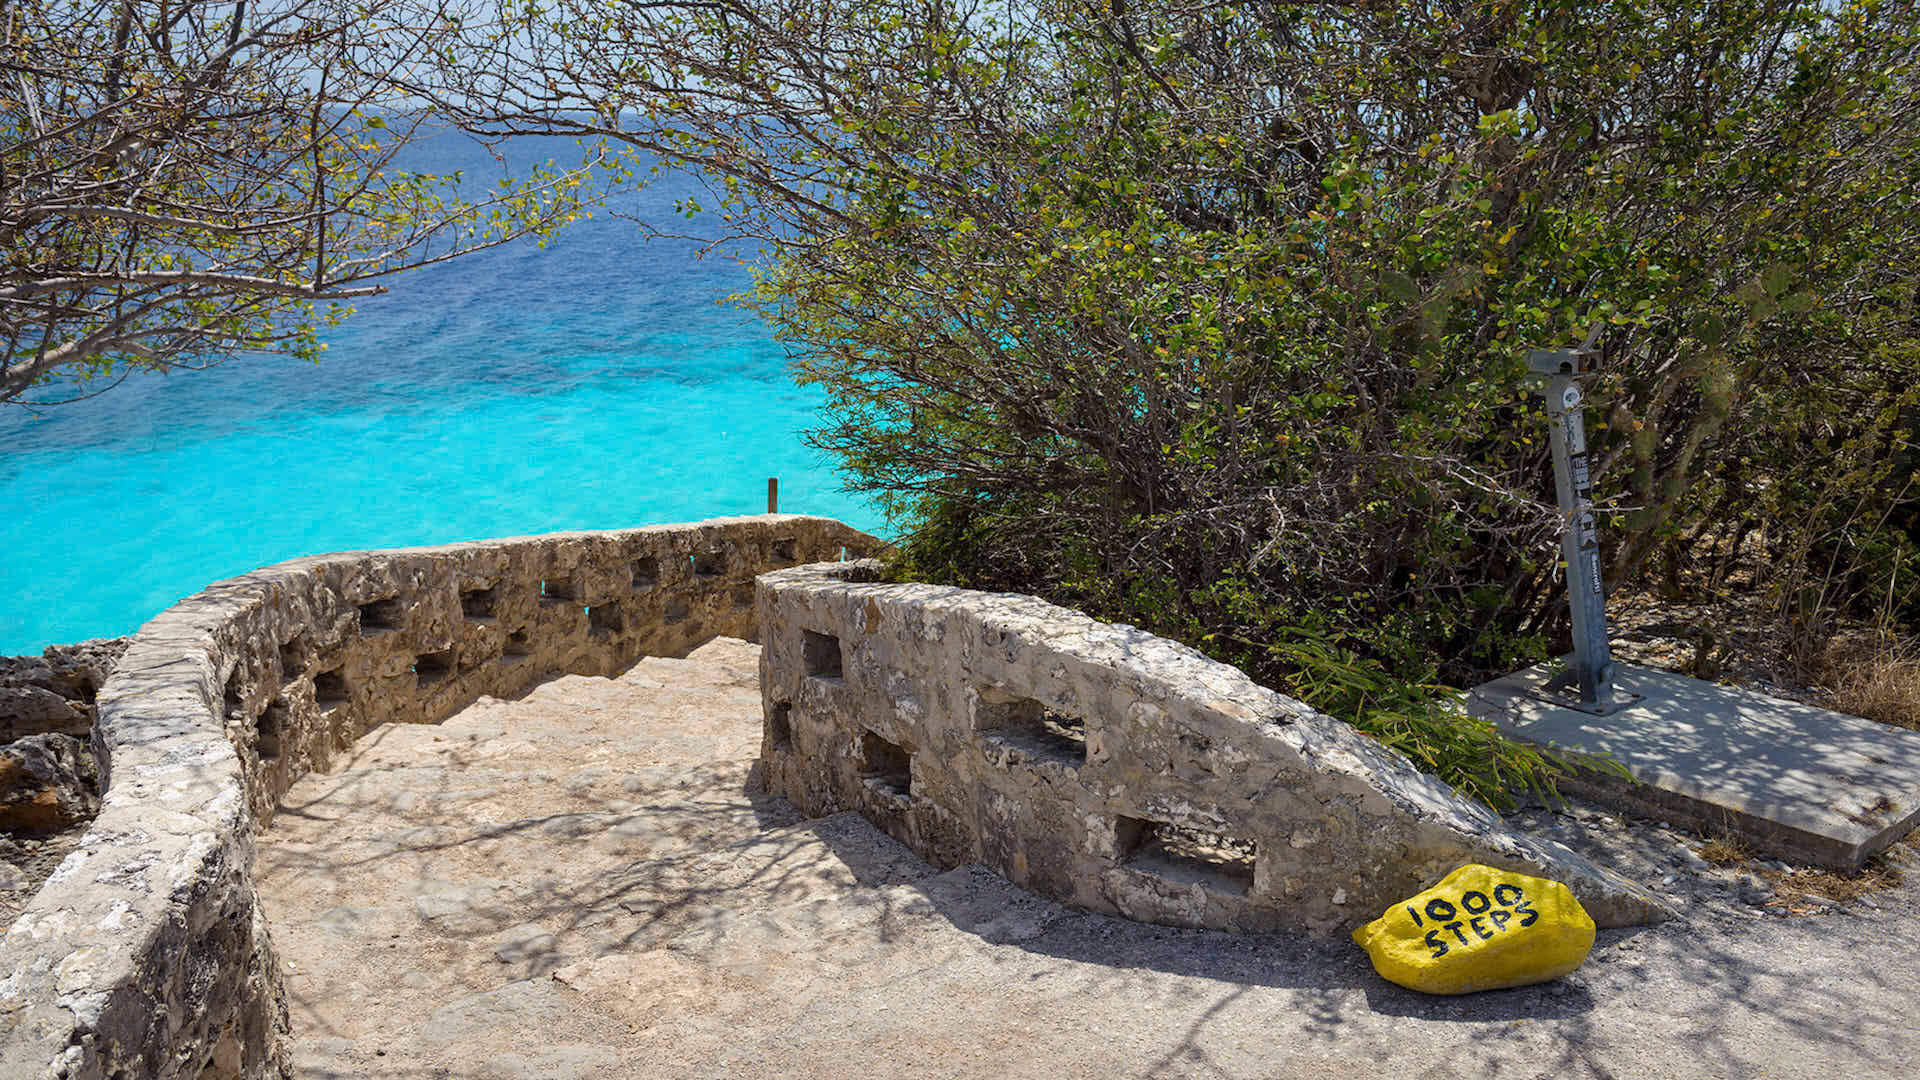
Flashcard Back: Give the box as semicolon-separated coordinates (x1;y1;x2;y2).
1675;848;1710;873
0;861;27;891
1331;887;1348;905
1736;874;1773;906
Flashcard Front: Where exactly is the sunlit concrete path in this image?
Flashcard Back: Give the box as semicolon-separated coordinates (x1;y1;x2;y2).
256;638;1920;1080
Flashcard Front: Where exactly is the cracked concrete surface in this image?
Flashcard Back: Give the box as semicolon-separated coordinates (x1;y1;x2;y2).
256;638;1920;1080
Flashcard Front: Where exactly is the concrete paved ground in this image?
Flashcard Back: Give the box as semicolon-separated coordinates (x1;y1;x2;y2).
1470;661;1920;869
256;639;1920;1080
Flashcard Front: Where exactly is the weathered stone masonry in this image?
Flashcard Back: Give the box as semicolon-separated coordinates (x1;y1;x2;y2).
0;516;878;1080
7;518;1668;1080
759;562;1669;936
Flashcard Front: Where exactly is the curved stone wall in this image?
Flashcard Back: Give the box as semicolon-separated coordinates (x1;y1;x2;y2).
757;562;1669;936
0;516;878;1080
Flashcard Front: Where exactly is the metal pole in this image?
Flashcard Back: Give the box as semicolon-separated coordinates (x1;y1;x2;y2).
1527;346;1634;715
768;477;779;515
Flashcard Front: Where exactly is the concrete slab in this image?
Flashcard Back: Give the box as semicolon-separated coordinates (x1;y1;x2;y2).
1467;662;1920;870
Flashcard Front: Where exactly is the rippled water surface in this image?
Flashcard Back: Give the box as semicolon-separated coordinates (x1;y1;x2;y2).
0;133;879;653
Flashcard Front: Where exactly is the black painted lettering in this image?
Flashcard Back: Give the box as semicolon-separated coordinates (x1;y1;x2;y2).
1515;900;1539;927
1446;922;1470;947
1425;898;1457;923
1424;930;1448;959
1461;890;1491;914
1469;916;1493;940
1493;883;1524;906
1407;905;1424;928
1489;909;1512;931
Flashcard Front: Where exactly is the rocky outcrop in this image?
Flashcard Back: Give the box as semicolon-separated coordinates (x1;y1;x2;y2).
1;642;119;939
0;733;99;832
0;687;89;739
757;561;1671;935
0;637;127;740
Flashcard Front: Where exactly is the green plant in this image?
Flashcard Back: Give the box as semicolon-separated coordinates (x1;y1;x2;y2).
412;0;1920;803
1;0;600;405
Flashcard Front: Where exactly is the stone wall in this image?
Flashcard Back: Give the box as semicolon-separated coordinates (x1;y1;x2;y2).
758;562;1669;936
0;516;878;1080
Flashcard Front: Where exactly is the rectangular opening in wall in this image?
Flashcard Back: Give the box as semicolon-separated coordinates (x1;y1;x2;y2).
223;671;245;723
692;550;726;578
359;596;404;634
802;630;843;680
414;649;455;687
976;691;1085;768
461;586;498;621
631;556;660;591
278;636;306;684
588;602;623;639
768;701;793;752
313;668;349;710
664;597;691;624
772;538;798;562
1115;816;1255;897
258;698;287;761
540;576;577;604
858;729;912;800
503;628;532;662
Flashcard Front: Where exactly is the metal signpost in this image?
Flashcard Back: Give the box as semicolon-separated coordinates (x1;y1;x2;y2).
1526;335;1639;716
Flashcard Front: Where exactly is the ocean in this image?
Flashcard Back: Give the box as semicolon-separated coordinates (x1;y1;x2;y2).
0;130;881;654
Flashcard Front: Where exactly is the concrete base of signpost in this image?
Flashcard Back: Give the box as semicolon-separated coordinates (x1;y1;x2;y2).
1467;662;1920;871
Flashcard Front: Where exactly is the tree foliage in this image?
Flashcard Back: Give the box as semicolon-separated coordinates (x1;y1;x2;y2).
413;0;1920;801
0;0;596;405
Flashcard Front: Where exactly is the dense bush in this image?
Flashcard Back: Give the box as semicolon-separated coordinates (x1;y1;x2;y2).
421;0;1920;803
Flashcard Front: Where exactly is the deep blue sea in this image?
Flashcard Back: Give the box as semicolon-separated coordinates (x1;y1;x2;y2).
0;131;881;654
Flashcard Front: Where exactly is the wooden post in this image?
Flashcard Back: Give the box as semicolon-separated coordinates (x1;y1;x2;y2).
767;477;779;514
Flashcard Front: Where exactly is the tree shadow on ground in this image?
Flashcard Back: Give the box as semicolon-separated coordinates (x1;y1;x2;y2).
254;648;1920;1080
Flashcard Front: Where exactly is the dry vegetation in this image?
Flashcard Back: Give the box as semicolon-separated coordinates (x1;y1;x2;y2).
1814;633;1920;731
1698;836;1751;867
1760;847;1910;912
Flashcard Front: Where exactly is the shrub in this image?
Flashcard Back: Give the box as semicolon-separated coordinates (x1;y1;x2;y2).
422;0;1920;802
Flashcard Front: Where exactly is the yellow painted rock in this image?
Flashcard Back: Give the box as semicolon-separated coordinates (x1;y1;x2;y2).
1352;864;1595;995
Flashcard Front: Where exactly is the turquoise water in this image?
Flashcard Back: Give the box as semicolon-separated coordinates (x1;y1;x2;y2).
0;133;880;654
